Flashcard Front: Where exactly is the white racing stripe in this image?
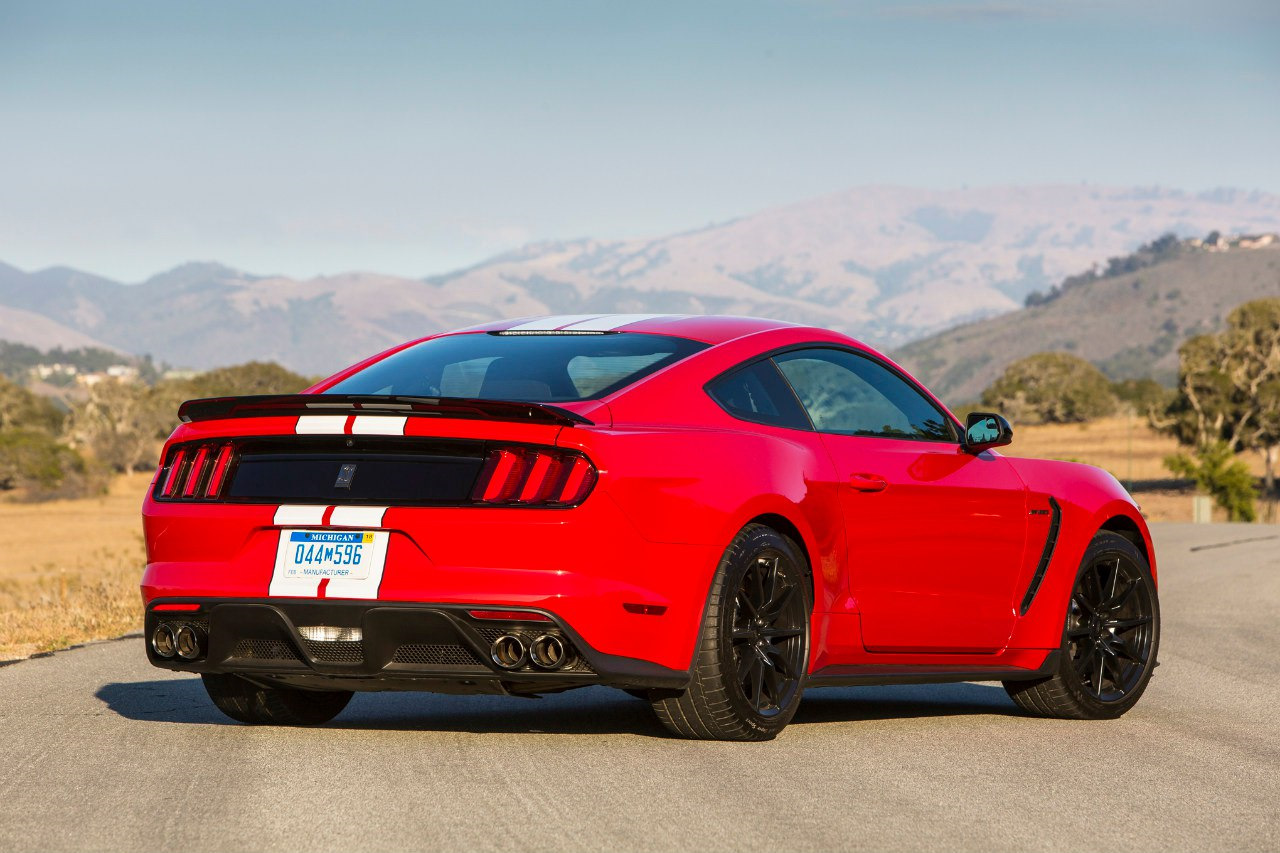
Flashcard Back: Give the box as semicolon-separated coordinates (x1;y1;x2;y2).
351;416;407;436
328;506;389;528
560;314;682;331
505;314;604;331
296;415;348;434
273;505;327;526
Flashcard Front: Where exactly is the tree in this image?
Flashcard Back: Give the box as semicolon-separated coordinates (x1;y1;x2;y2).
0;376;65;434
981;352;1118;424
0;429;90;498
1159;298;1280;495
1165;442;1257;522
66;361;311;475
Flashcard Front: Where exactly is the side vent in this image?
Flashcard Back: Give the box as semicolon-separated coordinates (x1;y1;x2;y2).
1019;497;1062;615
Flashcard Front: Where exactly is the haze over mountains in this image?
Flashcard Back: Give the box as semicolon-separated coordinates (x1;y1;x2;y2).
2;185;1279;377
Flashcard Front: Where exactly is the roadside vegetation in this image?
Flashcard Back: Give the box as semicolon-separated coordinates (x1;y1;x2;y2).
0;360;311;659
980;297;1280;522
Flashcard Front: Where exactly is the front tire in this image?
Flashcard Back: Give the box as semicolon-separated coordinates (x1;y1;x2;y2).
651;524;811;741
201;673;353;725
1004;531;1160;719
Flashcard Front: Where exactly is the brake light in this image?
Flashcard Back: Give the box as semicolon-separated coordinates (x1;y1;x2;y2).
160;449;187;497
204;444;233;497
470;447;598;507
156;442;235;501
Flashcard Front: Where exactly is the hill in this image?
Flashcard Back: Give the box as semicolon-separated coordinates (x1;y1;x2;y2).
892;241;1280;403
1;185;1279;375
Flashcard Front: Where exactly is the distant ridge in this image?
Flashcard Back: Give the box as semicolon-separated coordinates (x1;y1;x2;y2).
1;184;1278;375
893;240;1280;403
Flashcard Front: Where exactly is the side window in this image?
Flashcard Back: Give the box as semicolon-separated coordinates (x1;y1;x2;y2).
773;349;957;441
707;360;812;430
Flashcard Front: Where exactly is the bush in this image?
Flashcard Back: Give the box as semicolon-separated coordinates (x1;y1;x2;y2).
981;352;1118;424
0;377;65;435
1165;442;1258;522
0;429;100;499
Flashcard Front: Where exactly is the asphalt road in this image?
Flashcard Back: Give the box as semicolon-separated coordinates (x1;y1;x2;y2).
1;523;1277;852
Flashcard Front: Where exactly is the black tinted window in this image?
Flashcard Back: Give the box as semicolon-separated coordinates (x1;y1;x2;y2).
707;360;811;430
773;348;956;441
328;333;707;403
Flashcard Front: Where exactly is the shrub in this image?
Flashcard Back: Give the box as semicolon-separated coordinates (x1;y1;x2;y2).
981;352;1118;424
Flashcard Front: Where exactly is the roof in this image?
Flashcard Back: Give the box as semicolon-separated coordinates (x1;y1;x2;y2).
460;314;799;345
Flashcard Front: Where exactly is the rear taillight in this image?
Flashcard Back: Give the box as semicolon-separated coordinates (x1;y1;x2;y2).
470;447;597;507
156;442;234;501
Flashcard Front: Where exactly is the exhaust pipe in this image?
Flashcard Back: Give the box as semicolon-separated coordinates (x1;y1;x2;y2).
151;624;177;659
490;634;527;670
529;634;571;671
174;624;206;660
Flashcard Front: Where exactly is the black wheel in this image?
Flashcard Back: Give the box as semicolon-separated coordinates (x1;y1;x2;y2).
201;673;353;725
1004;531;1160;719
650;524;810;741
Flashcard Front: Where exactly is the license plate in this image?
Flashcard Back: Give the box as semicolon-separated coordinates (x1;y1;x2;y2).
275;530;386;579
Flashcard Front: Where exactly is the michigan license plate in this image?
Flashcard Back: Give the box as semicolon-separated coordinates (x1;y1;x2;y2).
274;530;386;580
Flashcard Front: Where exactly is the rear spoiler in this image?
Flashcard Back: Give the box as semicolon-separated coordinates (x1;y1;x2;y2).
177;394;594;427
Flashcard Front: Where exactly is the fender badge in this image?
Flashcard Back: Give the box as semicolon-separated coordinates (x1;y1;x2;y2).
334;463;357;489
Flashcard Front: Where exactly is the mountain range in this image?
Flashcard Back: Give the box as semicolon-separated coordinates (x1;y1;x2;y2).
1;184;1279;376
893;240;1280;403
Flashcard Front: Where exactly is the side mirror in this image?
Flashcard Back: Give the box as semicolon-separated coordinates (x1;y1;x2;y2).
963;412;1013;453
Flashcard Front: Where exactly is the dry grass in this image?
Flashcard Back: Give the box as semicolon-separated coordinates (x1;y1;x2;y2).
1009;416;1272;522
0;472;152;661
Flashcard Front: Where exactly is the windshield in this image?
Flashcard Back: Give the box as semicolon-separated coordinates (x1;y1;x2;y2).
327;332;708;403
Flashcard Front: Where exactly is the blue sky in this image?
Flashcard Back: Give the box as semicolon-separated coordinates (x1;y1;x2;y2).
1;0;1277;281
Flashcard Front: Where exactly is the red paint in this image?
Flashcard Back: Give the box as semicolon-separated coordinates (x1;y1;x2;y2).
142;316;1154;678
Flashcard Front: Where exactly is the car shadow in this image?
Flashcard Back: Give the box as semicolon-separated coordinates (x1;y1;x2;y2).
791;682;1020;726
96;678;1021;736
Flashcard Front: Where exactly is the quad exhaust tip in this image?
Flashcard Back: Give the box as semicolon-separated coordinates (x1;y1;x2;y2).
490;633;573;672
529;634;570;670
151;624;177;659
152;622;205;661
174;624;206;660
491;634;528;670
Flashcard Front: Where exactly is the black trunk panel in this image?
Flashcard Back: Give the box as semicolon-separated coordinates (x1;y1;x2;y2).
225;437;486;504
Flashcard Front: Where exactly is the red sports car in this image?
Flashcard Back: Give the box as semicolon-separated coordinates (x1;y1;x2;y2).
141;314;1160;740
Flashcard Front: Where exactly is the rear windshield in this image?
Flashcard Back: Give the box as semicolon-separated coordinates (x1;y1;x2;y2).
327;332;708;402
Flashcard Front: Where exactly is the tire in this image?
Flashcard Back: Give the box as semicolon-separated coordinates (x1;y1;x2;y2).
201;673;353;725
1004;531;1160;720
650;523;810;741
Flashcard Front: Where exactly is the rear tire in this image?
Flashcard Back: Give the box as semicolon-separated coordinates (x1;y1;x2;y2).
201;673;353;725
650;524;810;741
1004;531;1160;719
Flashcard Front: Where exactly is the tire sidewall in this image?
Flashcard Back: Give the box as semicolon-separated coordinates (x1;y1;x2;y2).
714;526;812;737
1056;532;1161;718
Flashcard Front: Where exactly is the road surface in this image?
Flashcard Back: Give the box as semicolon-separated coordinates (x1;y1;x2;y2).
1;523;1277;852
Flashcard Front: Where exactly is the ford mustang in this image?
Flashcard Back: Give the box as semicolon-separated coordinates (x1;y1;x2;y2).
141;314;1160;740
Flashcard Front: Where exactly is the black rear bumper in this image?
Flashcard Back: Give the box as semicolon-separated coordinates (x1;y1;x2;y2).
145;599;688;695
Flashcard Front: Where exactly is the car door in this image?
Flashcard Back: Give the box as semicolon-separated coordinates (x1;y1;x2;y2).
773;348;1028;654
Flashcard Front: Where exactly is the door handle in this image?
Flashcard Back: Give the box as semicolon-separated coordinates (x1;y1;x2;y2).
848;473;888;492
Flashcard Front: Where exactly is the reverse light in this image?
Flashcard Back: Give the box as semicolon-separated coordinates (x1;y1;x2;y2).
470;447;597;507
298;625;362;642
